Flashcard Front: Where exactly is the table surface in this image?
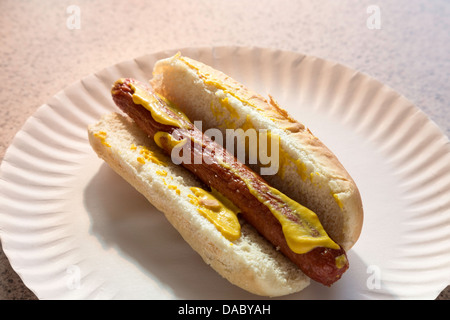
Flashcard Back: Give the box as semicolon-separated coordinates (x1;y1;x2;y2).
0;0;449;300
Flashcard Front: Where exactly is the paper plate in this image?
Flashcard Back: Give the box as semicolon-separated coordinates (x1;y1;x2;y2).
1;46;449;299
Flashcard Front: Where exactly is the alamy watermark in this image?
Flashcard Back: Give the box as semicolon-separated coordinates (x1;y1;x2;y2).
66;265;81;290
366;265;382;290
367;5;381;30
169;121;280;176
66;5;81;30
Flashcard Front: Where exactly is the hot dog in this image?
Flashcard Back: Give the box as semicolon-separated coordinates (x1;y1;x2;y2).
111;77;348;285
88;54;363;296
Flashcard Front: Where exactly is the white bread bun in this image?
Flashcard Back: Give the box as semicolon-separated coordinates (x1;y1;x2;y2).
151;54;363;251
88;112;310;297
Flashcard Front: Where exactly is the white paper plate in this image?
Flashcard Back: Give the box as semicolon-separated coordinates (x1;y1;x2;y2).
1;46;449;300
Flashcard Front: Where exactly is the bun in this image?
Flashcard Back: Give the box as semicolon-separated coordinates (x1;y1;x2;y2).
150;54;363;251
88;112;310;297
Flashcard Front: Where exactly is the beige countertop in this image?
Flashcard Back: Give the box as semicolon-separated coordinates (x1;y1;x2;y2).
1;0;449;300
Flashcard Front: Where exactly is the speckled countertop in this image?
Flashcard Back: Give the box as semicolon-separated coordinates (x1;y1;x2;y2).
0;0;449;300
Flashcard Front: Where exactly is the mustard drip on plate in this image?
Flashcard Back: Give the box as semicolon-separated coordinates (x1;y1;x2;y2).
189;187;241;242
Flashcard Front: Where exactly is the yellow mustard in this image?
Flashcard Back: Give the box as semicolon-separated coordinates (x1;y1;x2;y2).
134;145;166;166
218;159;339;254
335;254;348;269
128;81;191;129
179;57;263;113
220;97;239;119
153;131;188;150
156;169;168;177
220;114;309;182
210;100;225;120
94;131;111;147
333;193;344;209
189;187;241;241
260;186;340;254
168;184;181;195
